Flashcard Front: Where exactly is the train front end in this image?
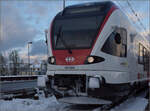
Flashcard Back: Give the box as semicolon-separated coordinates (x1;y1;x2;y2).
46;1;128;101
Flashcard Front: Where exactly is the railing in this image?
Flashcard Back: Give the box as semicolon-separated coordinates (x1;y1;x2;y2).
0;75;41;99
0;75;38;81
0;63;47;76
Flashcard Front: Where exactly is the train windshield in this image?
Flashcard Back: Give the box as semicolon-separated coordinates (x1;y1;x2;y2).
51;5;110;50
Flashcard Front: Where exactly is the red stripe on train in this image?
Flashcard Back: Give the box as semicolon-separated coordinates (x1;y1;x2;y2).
50;5;117;65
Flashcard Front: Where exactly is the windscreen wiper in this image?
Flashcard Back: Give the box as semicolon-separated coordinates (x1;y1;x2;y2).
56;26;72;54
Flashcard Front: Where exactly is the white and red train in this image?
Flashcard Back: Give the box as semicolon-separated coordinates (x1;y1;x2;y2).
45;1;150;103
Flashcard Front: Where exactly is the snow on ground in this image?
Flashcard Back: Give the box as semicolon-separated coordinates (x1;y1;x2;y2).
0;95;68;111
111;97;148;111
0;93;148;111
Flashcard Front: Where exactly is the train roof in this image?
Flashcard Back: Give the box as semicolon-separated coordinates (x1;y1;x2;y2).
65;1;115;9
55;1;116;18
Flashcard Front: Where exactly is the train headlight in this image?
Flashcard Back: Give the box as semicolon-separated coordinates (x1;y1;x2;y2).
87;56;94;63
51;57;55;63
84;56;105;64
48;56;55;64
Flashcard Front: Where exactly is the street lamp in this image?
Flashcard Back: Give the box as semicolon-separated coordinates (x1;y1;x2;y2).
28;42;32;75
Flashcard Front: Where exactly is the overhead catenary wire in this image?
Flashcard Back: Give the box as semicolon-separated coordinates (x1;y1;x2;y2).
126;0;148;37
116;1;142;31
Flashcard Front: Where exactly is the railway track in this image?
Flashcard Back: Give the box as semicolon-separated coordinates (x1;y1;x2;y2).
0;75;39;99
0;75;148;111
59;88;148;111
0;86;148;111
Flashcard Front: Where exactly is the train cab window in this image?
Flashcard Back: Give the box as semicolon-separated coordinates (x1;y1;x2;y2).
101;28;127;57
52;15;105;49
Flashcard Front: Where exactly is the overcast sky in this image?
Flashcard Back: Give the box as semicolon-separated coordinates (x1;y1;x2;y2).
0;0;149;63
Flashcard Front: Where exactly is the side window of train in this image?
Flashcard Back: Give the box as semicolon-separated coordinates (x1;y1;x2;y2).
138;43;144;64
143;48;147;71
101;28;127;57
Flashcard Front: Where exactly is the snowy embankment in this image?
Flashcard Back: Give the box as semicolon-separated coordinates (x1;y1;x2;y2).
0;95;68;111
0;94;148;111
111;97;148;111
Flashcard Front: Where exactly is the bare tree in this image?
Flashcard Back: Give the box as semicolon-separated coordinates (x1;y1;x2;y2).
0;53;6;75
0;53;6;65
9;50;20;75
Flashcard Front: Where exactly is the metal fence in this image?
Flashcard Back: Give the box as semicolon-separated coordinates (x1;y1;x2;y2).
0;63;47;76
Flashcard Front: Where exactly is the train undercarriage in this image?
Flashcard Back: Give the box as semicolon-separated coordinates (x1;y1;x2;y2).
45;74;148;104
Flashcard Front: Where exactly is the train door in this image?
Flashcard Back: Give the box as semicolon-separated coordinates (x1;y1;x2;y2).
137;43;149;80
144;49;150;78
127;30;138;81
